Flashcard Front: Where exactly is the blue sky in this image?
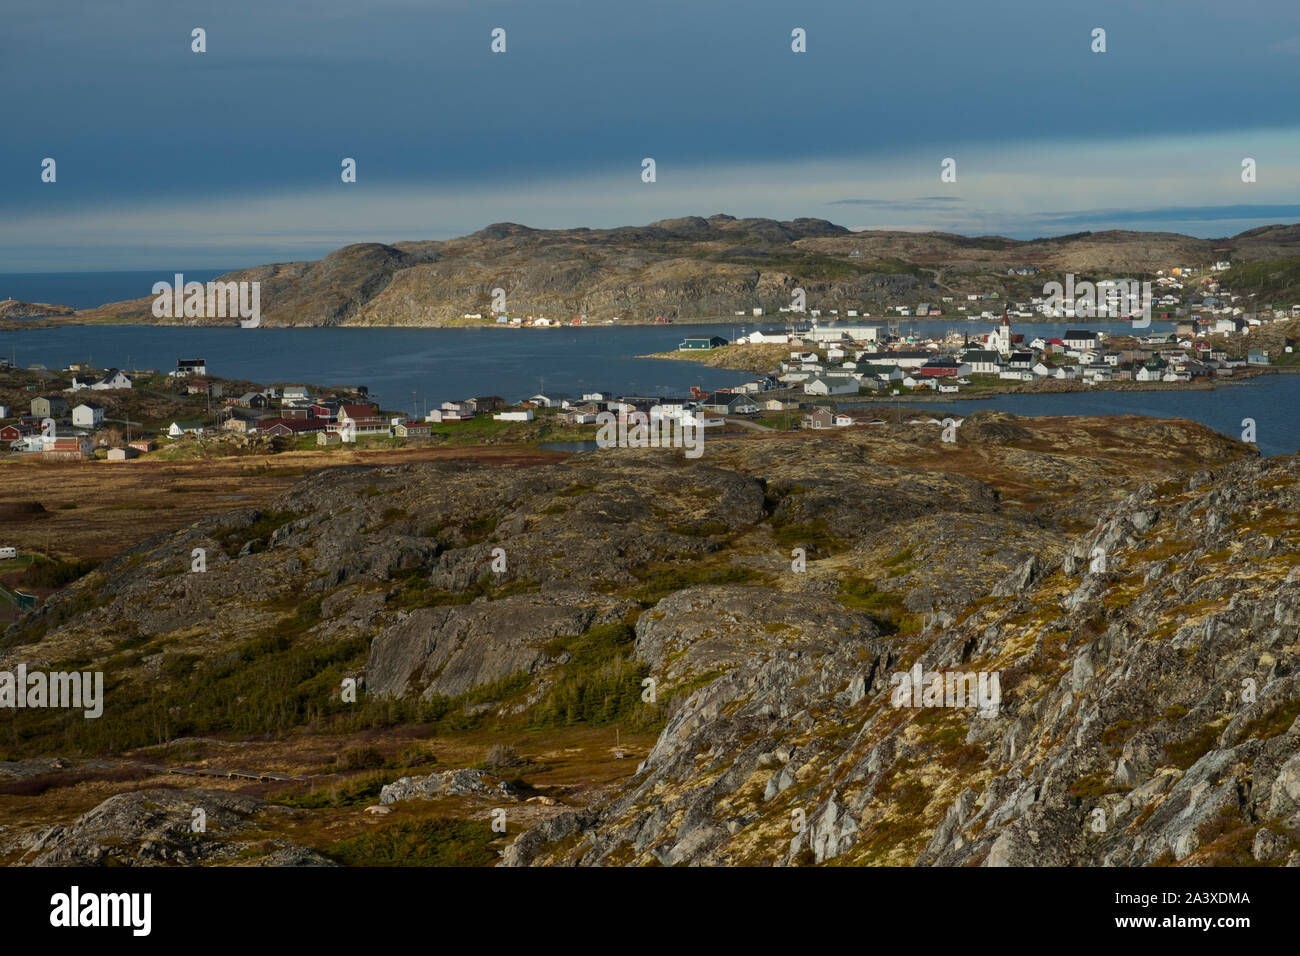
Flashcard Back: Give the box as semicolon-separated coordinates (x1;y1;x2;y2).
4;0;1300;270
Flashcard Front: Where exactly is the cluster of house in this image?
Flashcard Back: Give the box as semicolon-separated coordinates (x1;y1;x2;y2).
796;408;956;430
730;312;1281;396
433;389;770;427
463;313;622;327
0;394;155;459
210;386;431;444
1;358;143;457
2;357;438;458
426;395;509;421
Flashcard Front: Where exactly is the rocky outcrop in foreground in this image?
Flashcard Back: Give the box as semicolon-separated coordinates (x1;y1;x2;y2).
9;412;1292;867
506;453;1300;866
19;789;335;867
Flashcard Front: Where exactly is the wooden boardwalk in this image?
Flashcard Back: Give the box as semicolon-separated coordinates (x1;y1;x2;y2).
164;766;308;783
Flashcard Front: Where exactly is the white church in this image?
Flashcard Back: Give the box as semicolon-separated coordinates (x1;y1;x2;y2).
986;308;1015;357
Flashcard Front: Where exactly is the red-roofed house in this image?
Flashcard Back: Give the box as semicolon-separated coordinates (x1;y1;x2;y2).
0;423;34;442
336;404;389;437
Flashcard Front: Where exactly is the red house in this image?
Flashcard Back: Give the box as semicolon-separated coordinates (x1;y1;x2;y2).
339;403;379;422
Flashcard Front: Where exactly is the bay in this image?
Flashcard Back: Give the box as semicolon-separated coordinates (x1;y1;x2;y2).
0;324;756;413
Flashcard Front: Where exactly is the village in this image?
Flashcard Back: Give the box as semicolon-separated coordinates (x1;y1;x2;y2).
0;355;753;461
682;307;1287;400
671;257;1300;401
3;256;1300;460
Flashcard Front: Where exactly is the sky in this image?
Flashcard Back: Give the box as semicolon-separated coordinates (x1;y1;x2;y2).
4;0;1300;270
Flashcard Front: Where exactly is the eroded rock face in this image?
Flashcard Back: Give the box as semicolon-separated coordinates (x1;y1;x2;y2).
506;453;1300;867
23;789;336;867
498;584;887;867
635;585;876;685
368;591;635;700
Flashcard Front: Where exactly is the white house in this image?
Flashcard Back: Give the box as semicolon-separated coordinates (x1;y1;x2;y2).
71;402;104;428
167;420;205;438
91;369;132;390
1063;330;1100;351
493;409;535;422
649;403;691;422
68;369;131;392
963;350;1001;374
804;375;859;396
779;370;816;385
527;393;569;408
743;331;790;345
1082;364;1113;381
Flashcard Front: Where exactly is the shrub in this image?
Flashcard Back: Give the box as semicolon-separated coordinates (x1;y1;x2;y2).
326;818;499;867
337;746;385;770
481;744;525;769
19;556;99;589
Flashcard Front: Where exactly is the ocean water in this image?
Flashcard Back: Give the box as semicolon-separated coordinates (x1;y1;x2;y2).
0;323;756;411
0;271;226;310
903;376;1300;457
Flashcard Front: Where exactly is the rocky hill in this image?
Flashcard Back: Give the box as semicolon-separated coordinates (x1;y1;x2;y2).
68;216;1300;327
4;413;1298;867
511;452;1300;866
0;299;76;320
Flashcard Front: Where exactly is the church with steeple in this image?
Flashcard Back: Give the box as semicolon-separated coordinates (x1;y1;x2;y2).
987;307;1014;357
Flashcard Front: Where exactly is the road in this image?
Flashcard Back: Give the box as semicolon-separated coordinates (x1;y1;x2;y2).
723;417;775;433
